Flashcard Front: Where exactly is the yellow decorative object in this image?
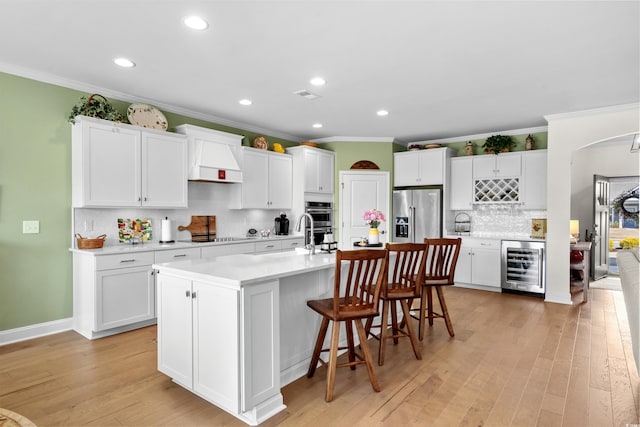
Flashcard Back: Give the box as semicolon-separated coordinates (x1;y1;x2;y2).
273;143;285;153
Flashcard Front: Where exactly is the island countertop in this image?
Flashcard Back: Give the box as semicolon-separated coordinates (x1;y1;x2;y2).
153;249;336;288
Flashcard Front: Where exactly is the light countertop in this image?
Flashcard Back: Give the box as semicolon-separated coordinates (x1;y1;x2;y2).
153;250;336;287
69;234;305;255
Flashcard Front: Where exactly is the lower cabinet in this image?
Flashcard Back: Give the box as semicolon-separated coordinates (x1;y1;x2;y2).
454;238;501;290
73;251;156;339
157;273;280;418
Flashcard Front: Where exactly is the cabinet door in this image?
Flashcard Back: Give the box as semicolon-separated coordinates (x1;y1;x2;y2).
418;149;445;185
394;152;420;186
496;153;521;177
521;151;547;210
96;266;154;331
471;248;501;288
303;150;320;192
449;157;473;210
317;151;334;193
81;122;141;206
454;248;473;284
157;274;193;388
241;149;269;208
268;154;292;209
193;281;240;412
142;132;188;208
472;155;497;178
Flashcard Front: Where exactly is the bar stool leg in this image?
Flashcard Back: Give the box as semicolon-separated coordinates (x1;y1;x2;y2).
418;286;428;341
345;319;356;370
400;298;422;360
427;285;434;326
325;320;341;402
390;302;399;345
378;299;390;366
307;317;329;378
436;286;455;337
354;318;380;393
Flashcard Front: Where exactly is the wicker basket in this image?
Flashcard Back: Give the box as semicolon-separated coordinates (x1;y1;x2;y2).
75;233;106;249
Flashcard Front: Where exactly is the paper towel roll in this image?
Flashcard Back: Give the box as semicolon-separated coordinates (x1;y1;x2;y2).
160;217;174;243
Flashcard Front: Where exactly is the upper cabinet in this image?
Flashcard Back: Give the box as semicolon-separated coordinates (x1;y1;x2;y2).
288;146;335;194
449;157;474;210
472;152;521;178
394;148;453;187
72;116;188;208
233;147;292;209
520;150;547;210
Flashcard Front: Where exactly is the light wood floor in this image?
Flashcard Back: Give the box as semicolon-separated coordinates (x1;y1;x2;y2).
1;287;638;426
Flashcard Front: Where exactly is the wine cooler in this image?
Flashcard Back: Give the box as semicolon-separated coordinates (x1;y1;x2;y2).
501;240;546;296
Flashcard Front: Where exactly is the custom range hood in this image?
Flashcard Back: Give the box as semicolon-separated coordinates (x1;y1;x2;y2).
175;124;243;183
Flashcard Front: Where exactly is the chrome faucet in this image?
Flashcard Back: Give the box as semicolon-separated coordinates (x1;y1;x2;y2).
295;213;315;255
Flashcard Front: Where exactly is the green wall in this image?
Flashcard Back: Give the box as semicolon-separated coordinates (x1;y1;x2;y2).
0;72;295;331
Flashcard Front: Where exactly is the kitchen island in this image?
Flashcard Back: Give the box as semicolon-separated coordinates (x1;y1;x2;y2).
153;250;338;426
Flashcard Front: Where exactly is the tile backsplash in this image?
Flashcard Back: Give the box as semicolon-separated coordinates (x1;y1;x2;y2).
452;205;547;239
72;182;295;247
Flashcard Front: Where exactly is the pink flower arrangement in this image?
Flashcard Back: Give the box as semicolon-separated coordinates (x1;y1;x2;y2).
363;209;385;229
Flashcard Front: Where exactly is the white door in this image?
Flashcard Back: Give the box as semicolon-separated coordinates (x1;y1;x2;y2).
142;132;188;208
339;171;390;249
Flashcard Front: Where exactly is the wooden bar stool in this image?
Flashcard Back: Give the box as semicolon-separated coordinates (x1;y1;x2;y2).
306;249;388;402
365;242;424;365
410;238;462;340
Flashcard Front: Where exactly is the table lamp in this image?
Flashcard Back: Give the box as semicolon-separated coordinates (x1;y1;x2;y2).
570;220;580;243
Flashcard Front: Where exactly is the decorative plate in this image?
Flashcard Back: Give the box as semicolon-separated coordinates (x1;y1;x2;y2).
424;143;441;149
127;104;168;130
300;141;318;148
253;136;268;150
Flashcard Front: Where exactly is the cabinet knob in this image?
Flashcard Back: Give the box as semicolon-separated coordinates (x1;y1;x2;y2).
192;291;196;299
185;290;191;298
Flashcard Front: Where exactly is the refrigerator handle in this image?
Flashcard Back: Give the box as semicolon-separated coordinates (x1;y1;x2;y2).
410;206;415;242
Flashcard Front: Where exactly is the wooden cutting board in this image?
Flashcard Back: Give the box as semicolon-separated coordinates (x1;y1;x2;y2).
178;216;216;242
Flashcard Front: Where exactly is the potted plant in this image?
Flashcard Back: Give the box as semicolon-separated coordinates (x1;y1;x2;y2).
68;94;127;124
482;134;515;154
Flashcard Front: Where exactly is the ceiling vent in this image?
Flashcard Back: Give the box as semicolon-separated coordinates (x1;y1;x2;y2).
294;89;321;100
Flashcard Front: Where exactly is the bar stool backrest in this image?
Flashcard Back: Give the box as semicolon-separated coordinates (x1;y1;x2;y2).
423;238;462;283
333;249;388;316
385;242;427;296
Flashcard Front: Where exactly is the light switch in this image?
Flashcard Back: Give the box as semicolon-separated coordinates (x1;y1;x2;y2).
23;220;40;234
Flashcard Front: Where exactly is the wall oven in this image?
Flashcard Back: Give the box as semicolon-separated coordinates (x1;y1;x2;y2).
501;240;545;296
305;201;333;245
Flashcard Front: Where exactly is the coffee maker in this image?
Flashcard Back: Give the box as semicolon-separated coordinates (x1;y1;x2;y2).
274;213;289;235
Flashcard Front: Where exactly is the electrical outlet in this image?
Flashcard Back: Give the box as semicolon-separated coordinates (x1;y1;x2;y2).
23;220;40;234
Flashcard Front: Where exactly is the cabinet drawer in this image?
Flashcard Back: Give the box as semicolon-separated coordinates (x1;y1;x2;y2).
461;238;500;250
155;247;201;263
201;242;255;259
280;238;305;250
255;240;282;253
96;251;154;270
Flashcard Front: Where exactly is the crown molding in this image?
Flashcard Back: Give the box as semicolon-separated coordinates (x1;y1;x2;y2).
311;136;397;144
0;63;304;142
406;125;549;146
544;103;640;122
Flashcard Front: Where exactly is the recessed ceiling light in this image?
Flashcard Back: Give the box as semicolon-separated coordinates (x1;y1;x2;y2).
184;16;208;30
377;110;389;116
310;77;326;86
239;99;253;106
114;57;135;68
312;123;323;128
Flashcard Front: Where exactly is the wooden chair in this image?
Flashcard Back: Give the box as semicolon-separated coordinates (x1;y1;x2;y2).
365;242;424;365
306;249;388;402
410;238;462;340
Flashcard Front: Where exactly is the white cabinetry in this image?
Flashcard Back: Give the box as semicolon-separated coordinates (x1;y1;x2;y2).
449;157;474;210
288;146;335;194
72;115;188;208
73;251;157;339
236;148;292;209
454;238;501;290
157;273;279;420
520;150;547;210
394;148;452;187
473;152;521;178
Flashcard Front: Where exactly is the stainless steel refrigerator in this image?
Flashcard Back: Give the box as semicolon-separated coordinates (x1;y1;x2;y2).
393;188;442;243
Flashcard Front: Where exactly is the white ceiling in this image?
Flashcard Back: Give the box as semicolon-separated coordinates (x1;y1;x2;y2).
1;1;638;143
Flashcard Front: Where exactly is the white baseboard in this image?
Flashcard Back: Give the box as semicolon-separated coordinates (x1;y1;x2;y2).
0;318;73;346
